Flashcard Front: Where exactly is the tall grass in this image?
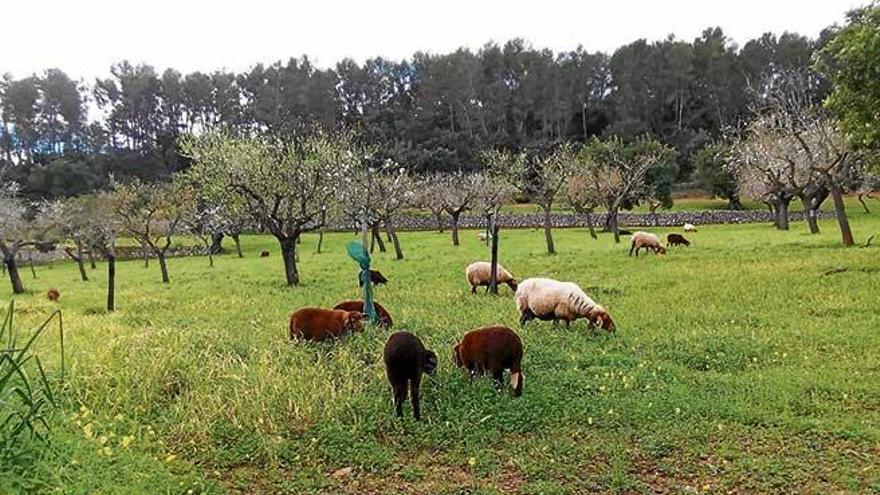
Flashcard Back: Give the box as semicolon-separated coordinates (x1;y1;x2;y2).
0;301;65;461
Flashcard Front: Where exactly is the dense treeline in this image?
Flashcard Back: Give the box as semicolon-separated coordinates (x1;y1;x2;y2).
1;28;833;197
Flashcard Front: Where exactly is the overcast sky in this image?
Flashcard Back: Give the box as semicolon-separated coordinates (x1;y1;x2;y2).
3;0;862;81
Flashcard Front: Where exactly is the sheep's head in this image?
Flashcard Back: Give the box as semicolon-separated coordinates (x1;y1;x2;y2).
344;311;368;332
452;343;463;367
506;279;519;291
423;350;438;375
588;306;616;332
655;246;667;255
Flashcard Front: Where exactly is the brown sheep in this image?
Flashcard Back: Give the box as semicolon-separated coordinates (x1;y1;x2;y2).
453;326;524;397
666;233;691;247
465;261;517;294
333;300;394;328
358;269;388;287
288;308;366;342
383;332;437;420
629;231;666;257
47;288;61;302
260;250;270;258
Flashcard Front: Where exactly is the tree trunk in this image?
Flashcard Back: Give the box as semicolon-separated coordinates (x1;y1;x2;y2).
279;236;300;286
210;233;224;254
433;211;444;232
4;255;24;294
775;199;791;230
831;184;854;246
728;195;743;210
371;223;386;253
232;234;243;258
157;251;170;283
386;219;404;260
107;255;116;312
317;230;324;254
610;207;621;244
542;204;555;254
88;248;97;269
28;252;36;280
585;211;598;239
76;255;88;282
802;196;821;234
451;211;462;246
858;193;871;214
488;221;500;295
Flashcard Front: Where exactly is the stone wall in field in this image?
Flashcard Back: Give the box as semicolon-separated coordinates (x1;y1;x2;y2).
330;209;835;232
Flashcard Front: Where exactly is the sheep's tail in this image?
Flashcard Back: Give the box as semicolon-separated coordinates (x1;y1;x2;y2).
510;370;524;397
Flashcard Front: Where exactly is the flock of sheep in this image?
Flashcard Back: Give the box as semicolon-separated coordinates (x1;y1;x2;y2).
286;225;697;420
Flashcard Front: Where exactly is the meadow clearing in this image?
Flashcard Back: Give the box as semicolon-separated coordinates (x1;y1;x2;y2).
2;209;879;495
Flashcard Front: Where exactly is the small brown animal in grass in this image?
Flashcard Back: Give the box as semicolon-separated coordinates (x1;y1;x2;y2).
358;269;388;287
333;300;394;328
47;288;61;302
666;233;691;247
260;250;270;257
453;326;524;397
288;308;366;342
383;332;437;420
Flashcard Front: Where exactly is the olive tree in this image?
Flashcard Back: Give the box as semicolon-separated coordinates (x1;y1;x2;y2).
485;145;576;254
182;131;353;286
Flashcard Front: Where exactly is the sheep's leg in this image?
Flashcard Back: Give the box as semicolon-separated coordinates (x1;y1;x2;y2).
393;383;407;418
491;369;505;392
410;377;421;420
519;309;535;327
470;285;477;294
628;244;635;256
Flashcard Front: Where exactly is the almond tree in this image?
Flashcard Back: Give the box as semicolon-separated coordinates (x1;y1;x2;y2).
473;173;514;294
371;163;415;260
113;180;197;283
573;136;674;243
46;196;95;282
485;144;576;254
182;131;353;286
0;184;31;294
440;171;481;246
84;193;119;311
414;173;449;232
564;175;600;239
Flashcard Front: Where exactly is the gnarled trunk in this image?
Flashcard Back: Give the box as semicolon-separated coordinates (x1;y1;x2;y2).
232;234;243;258
831;184;854;246
451;211;462;246
584;211;597;239
609;207;621;244
157;251;170;283
542;204;555;254
88;248;97;269
370;223;386;253
386;219;404;260
774;198;791;231
4;255;24;294
279;236;300;286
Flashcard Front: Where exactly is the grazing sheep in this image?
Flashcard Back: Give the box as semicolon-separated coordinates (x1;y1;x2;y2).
465;261;518;294
629;231;666;257
383;332;437;420
477;232;493;241
453;326;523;397
333;300;394;328
666;233;691;247
683;223;698;232
515;278;615;332
288;308;366;342
260;250;270;258
46;288;60;302
358;269;388;287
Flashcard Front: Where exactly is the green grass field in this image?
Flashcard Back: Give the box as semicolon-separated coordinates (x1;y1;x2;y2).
2;210;880;494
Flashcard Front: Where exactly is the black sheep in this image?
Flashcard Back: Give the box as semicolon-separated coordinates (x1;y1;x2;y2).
666;233;691;247
383;332;437;420
358;269;388;287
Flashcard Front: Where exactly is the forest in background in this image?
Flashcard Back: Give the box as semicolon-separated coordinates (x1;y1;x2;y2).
0;27;834;199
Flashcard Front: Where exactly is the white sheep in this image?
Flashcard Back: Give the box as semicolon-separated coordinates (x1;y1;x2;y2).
683;223;697;232
514;277;615;332
477;232;493;241
465;261;517;293
629;231;666;257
